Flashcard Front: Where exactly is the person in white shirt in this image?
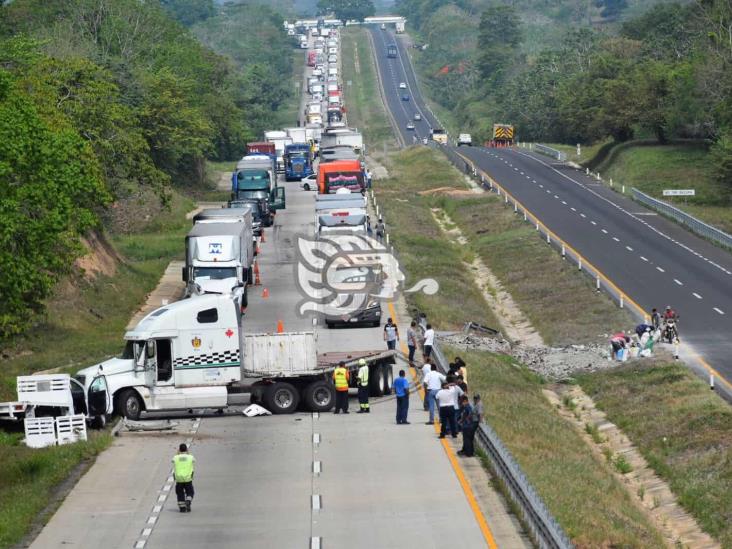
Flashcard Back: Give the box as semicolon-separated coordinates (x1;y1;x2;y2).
435;382;459;438
424;365;445;424
421;360;432;411
423;324;435;358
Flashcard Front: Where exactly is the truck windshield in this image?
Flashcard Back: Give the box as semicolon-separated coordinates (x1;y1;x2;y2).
236;190;268;201
193;267;237;280
236;171;270;190
288;151;309;160
120;340;145;361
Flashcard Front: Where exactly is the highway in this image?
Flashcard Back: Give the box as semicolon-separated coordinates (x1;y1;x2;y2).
368;26;732;395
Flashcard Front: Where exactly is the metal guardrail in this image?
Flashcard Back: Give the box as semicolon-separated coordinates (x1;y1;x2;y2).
533;144;567;162
417;317;574;549
631;188;732;250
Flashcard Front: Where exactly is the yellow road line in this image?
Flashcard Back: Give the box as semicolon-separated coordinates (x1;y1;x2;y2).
387;301;498;549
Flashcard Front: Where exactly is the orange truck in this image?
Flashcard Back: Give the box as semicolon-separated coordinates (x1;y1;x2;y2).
317;159;365;194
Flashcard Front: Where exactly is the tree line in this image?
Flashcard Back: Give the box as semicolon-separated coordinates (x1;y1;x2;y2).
0;0;294;338
398;0;732;185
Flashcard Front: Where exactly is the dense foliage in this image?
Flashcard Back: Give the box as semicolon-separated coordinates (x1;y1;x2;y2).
317;0;375;22
399;0;732;184
0;0;294;337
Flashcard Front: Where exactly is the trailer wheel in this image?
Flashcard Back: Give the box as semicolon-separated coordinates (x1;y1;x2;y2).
264;382;300;414
303;183;310;191
116;389;143;420
369;365;385;397
303;381;334;412
382;365;394;395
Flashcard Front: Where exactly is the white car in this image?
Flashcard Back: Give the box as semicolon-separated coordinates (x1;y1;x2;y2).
406;122;415;131
328;55;337;63
399;82;407;89
414;113;422;121
457;133;473;146
300;174;318;191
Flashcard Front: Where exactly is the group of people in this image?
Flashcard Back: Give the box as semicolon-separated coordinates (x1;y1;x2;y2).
610;305;680;360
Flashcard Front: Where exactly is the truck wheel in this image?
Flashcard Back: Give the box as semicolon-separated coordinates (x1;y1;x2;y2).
382;365;394;395
303;183;310;191
369;365;385;397
303;381;334;412
264;382;300;414
247;268;254;285
116;389;143;420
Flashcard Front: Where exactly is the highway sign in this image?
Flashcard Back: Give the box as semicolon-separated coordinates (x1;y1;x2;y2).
663;189;695;196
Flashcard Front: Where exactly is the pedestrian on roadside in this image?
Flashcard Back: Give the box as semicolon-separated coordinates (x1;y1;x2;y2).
458;394;482;457
172;443;196;513
454;357;467;386
456;395;472;455
375;218;385;241
424;364;445;425
423;324;435;359
421;359;432;410
407;321;418;365
356;359;370;413
651;308;661;330
449;381;465;433
383;318;399;350
436;383;458;438
394;370;410;424
333;361;350;414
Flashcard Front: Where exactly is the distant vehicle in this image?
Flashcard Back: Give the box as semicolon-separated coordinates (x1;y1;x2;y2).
401;93;409;101
414;113;422;121
492;123;515;146
300;173;318;191
457;133;473;146
406;122;415;131
430;128;448;144
399;82;406;89
387;44;397;58
380;23;386;30
328;55;337;63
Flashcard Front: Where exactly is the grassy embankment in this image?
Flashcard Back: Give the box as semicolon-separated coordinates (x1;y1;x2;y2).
0;191;193;548
578;363;732;547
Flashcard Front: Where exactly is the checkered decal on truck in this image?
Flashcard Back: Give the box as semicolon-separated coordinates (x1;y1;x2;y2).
174;349;240;369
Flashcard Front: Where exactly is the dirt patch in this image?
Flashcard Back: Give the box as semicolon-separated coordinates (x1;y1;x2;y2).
102;186;169;235
365;155;389;179
216;170;231;191
418;186;476;197
74;231;122;280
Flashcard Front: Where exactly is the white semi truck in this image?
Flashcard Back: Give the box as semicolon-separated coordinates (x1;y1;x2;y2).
73;294;394;419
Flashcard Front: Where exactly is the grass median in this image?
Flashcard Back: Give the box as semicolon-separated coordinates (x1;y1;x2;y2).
577;362;732;547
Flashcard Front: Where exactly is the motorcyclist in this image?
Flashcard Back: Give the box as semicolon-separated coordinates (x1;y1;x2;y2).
663;306;679;322
662;306;679;343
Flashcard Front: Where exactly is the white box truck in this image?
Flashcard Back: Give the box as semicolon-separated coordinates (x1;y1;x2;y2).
263;130;293;171
285;127;308;144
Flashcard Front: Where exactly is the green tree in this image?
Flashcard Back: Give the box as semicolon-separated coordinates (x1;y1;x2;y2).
159;0;215;26
0;70;110;337
476;6;522;84
317;0;375;23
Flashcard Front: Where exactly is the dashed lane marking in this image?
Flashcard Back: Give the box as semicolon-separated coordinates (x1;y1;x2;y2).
714;307;725;315
612;237;620;242
312;494;322;511
657;266;665;272
674;279;683;286
590;221;596;225
580;213;586;218
626;246;634;251
641;256;648;262
601;229;608;234
693;292;702;299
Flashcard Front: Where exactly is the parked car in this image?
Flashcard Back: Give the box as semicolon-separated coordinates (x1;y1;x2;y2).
457;133;473;146
300;173;318;191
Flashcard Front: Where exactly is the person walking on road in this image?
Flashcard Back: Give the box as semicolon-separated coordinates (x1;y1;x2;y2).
407;321;418;365
423;324;435;359
357;359;370;413
172;443;196;513
458;394;482;457
333;361;350;414
436;383;458;439
375;218;386;241
394;370;410;424
424;364;445;424
384;318;399;350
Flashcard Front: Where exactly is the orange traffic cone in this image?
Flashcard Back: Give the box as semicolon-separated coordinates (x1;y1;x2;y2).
277;320;284;333
254;261;261;285
262;287;269;298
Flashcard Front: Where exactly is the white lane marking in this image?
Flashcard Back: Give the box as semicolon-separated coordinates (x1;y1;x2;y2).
580;213;586;218
162;484;171;492
601;229;608;234
532;179;537;183
520;171;524;175
313;433;321;444
590;221;596;225
612;237;620;242
640;256;648;262
546;189;551;193
153;505;162;513
311;537;322;549
313;461;322;474
571;207;576;212
561;200;567;205
693;292;702;299
554;194;559;199
714;307;725;315
312;494;322;510
626;246;633;251
147;516;156;525
142;528;152;537
312;412;319;419
157;495;166;503
674;279;683;285
539;184;543;188
656;266;665;273
135;542;146;549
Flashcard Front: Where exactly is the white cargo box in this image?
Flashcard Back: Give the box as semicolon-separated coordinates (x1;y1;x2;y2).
243;332;318;377
17;374;75;410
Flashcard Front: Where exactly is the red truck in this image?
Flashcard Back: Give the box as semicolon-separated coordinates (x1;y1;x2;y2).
307;51;317;67
318;159;365;194
246;142;276;156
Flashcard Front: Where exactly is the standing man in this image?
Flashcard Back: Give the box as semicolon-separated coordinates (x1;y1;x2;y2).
384;318;399;350
436;383;458;439
375;218;385;241
651;308;661;330
421;359;432;411
356;359;370;413
394;370;410;424
423;324;435;359
424;364;445;425
333;361;350;414
172;443;195;513
459;394;483;457
406;321;418;365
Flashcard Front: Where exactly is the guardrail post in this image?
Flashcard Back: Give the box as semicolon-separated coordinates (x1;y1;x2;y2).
610;178;613;188
505;194;508;204
586;168;590;175
385;233;390;246
620;294;624;308
561;244;565;258
596;276;600;291
514;202;517;213
523;211;527;221
622;185;625;194
578;257;582;271
596;172;601;180
710;374;715;391
546;233;550;244
536;221;539;231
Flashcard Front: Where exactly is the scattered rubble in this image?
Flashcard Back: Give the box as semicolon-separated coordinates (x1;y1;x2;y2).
439;332;649;380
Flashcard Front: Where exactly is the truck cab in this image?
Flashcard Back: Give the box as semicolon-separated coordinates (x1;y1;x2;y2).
284;143;313;181
74;295;243;420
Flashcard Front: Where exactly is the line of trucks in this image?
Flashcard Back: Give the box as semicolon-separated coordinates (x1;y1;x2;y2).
1;23;394;436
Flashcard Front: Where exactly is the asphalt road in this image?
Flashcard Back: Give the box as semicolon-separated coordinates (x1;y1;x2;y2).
368;26;732;395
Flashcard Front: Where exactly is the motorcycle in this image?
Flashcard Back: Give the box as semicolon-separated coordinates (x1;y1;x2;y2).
663;319;678;344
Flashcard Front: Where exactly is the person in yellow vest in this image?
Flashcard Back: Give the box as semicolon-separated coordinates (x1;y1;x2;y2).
356;359;370;413
172;443;196;512
333;360;350;414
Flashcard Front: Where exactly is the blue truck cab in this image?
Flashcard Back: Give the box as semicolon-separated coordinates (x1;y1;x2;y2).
284;143;313;181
